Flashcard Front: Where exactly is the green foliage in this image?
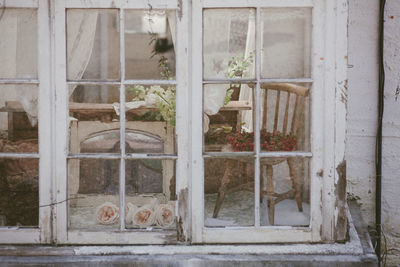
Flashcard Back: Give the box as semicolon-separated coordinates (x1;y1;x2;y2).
225;52;254;79
224;52;254;104
127;42;176;126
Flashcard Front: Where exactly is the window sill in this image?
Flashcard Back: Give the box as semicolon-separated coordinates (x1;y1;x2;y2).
0;203;377;266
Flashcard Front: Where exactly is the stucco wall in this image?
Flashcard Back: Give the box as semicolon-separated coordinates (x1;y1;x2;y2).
347;0;400;265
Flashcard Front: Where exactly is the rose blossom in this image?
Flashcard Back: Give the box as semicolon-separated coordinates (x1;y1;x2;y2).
96;202;119;225
155;203;175;228
132;205;156;228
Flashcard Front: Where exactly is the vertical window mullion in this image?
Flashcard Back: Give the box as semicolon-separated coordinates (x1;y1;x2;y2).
38;0;52;243
119;7;126;231
253;7;261;228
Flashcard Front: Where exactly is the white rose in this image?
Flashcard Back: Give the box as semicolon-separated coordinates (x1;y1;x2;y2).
96;202;119;225
155;203;175;228
132;205;156;228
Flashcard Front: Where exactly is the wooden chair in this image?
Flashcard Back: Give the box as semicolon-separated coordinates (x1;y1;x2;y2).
260;83;309;225
212;83;310;225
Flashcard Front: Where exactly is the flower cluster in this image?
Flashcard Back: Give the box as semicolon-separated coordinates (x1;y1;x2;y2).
260;130;297;151
227;131;254;151
227;130;297;152
97;201;175;228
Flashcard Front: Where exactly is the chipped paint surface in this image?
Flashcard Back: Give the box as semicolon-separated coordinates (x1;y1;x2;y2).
335;160;347;242
73;220;364;256
347;0;400;265
177;188;190;242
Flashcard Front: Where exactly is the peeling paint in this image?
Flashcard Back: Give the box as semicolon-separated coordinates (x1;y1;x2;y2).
339;80;348;106
335;160;347;242
177;0;182;20
177;188;189;243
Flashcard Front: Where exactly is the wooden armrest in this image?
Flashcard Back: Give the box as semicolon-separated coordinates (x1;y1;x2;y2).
221;100;251;111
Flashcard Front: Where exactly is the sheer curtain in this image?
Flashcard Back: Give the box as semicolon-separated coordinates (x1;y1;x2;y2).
0;9;98;128
202;9;255;133
67;10;98;96
0;9;38;127
239;10;256;132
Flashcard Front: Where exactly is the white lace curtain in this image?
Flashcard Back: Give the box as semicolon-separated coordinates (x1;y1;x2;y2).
0;9;98;128
0;8;256;130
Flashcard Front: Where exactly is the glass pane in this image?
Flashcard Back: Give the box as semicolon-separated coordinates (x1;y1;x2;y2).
0;158;38;227
261;8;312;79
203;9;255;80
67;9;120;80
260;157;310;226
68;159;120;230
0;8;37;79
204;158;254;227
125;10;176;80
125;85;176;154
69;85;120;154
125;159;176;229
204;84;253;152
259;83;310;152
0;85;38;153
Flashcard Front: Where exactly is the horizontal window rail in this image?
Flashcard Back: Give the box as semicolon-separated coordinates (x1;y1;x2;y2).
67;80;177;86
68;153;177;159
0;79;39;85
202;0;313;8
0;153;40;158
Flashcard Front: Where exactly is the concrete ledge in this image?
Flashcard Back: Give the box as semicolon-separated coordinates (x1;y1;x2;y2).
0;254;378;267
0;202;377;266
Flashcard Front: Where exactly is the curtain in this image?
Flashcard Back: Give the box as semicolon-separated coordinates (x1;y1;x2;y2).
239;10;256;132
67;10;98;96
0;9;98;128
0;9;38;127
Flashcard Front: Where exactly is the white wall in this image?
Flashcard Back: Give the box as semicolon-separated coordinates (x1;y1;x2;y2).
382;0;400;264
347;0;400;265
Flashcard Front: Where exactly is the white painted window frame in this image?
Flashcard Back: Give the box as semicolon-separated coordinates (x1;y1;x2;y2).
0;0;52;244
0;0;347;245
53;0;189;244
190;0;348;243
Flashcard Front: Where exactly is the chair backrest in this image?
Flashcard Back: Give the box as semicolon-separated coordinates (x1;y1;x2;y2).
260;83;310;136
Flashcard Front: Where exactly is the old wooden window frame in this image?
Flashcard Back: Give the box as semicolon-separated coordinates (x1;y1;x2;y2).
0;0;347;244
53;0;188;244
0;0;52;244
190;0;348;243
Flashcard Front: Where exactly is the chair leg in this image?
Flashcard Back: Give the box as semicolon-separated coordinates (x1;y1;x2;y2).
213;160;235;218
265;164;275;225
287;158;303;212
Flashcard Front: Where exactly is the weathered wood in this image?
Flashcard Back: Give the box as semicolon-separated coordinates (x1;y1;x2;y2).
283;92;290;135
262;89;268;130
291;96;299;134
260;83;309;97
273;90;281;131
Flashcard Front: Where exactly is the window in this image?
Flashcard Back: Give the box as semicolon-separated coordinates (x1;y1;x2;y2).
0;0;348;244
0;0;51;243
